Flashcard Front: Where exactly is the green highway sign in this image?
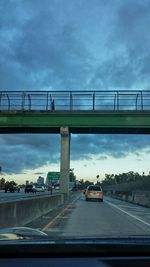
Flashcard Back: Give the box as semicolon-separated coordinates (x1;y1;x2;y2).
47;172;60;183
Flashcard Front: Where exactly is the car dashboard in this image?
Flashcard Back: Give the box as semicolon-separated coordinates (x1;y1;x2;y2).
0;238;150;267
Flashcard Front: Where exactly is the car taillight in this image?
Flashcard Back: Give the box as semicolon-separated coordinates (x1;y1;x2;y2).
87;191;92;195
97;192;103;195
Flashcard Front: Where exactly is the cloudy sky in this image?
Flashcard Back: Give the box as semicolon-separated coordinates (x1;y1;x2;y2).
1;0;150;183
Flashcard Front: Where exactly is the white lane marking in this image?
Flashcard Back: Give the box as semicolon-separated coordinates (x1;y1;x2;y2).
105;199;150;227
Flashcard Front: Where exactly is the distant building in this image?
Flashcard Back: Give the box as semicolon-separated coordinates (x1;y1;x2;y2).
37;176;44;185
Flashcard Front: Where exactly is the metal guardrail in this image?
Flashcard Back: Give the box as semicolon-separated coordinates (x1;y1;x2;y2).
0;90;149;111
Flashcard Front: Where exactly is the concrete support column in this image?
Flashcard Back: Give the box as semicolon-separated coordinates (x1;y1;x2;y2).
60;126;70;200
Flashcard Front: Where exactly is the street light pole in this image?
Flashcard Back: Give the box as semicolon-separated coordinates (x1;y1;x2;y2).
96;175;99;184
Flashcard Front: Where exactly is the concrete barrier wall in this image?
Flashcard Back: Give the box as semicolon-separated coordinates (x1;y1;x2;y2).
132;192;150;207
0;194;65;228
105;190;150;208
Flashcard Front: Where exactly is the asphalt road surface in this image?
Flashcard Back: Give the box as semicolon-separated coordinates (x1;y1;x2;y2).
40;193;150;239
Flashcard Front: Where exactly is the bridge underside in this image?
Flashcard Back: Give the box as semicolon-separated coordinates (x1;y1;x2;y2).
1;127;150;134
0;110;150;134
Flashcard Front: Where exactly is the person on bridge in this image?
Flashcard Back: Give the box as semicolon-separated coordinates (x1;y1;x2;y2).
50;99;55;110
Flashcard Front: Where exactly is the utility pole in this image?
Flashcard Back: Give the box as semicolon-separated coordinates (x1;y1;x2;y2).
96;175;99;184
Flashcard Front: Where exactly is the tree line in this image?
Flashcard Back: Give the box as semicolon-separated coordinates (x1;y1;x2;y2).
100;171;150;190
0;178;17;185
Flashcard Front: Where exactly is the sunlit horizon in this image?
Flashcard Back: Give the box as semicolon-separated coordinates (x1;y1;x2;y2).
1;151;150;185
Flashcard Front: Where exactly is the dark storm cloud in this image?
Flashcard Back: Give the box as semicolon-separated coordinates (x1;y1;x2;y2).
0;0;92;90
89;0;150;89
0;134;60;173
89;56;137;88
71;134;150;160
112;0;150;85
1;133;150;175
1;0;150;90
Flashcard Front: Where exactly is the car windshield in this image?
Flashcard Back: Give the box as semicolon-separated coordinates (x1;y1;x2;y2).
0;0;150;247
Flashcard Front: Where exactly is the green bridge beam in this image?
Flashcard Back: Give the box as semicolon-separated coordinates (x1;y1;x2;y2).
0;110;150;134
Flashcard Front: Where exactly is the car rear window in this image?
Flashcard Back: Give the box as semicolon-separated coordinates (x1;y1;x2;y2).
88;186;102;191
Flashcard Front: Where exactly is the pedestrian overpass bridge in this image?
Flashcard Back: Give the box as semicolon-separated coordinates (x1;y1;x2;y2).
0;90;150;133
0;90;150;198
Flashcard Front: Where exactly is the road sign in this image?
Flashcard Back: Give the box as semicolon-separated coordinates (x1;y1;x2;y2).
46;172;60;183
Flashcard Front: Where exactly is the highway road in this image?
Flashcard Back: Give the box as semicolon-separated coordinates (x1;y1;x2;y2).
40;193;150;238
0;190;58;202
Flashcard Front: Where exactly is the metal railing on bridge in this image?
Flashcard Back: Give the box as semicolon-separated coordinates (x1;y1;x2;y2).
0;90;150;111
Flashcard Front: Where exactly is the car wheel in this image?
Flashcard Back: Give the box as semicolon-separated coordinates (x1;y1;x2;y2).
86;198;89;201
